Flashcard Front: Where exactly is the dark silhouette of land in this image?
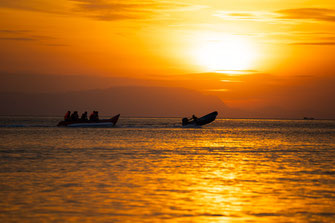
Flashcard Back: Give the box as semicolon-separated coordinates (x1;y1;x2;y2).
1;73;335;119
0;86;227;117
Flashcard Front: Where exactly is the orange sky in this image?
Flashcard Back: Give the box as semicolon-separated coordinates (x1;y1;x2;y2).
1;0;335;118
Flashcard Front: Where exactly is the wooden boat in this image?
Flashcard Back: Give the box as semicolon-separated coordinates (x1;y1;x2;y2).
182;111;218;126
57;114;120;127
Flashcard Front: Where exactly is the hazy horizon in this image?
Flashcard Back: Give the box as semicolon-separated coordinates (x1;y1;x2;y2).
1;73;334;119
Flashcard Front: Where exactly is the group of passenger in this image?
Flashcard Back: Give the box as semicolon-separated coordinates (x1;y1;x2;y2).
64;111;99;122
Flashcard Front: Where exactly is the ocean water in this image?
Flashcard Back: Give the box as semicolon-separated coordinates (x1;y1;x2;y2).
0;116;335;222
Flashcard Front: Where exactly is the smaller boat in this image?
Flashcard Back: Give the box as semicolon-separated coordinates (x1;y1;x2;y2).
303;117;315;120
182;111;218;127
57;114;120;127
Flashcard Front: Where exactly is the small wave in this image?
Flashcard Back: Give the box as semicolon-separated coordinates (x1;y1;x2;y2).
0;124;54;128
117;124;182;129
0;124;26;128
0;124;185;129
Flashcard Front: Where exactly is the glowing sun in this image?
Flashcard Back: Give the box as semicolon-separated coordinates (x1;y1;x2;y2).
194;35;257;71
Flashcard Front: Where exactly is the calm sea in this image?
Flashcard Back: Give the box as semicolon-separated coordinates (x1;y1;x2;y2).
0;116;335;222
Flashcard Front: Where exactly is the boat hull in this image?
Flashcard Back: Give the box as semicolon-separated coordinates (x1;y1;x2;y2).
57;114;120;127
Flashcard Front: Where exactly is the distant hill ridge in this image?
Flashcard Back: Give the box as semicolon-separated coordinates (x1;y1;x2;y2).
0;86;226;117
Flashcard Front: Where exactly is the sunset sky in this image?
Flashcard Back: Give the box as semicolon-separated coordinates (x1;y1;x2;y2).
1;0;335;118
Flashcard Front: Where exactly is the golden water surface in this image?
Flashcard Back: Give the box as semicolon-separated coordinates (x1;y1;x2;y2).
0;118;335;222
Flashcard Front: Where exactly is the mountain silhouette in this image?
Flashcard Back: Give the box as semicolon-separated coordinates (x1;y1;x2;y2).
1;86;226;117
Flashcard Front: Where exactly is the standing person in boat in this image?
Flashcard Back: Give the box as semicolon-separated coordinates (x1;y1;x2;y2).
70;111;79;121
80;111;88;121
64;111;71;121
192;114;198;122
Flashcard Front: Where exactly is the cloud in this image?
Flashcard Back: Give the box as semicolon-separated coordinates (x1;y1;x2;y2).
0;0;69;14
0;29;66;46
213;9;335;45
213;11;274;22
227;13;253;17
0;0;206;22
0;29;31;34
70;0;199;21
291;42;335;45
0;37;36;41
214;8;335;24
276;8;335;22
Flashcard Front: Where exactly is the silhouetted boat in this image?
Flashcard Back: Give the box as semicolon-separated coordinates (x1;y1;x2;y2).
303;117;315;120
182;111;218;127
57;114;120;127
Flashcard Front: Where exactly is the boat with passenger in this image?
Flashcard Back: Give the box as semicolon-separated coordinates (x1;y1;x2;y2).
57;111;120;127
182;111;218;127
